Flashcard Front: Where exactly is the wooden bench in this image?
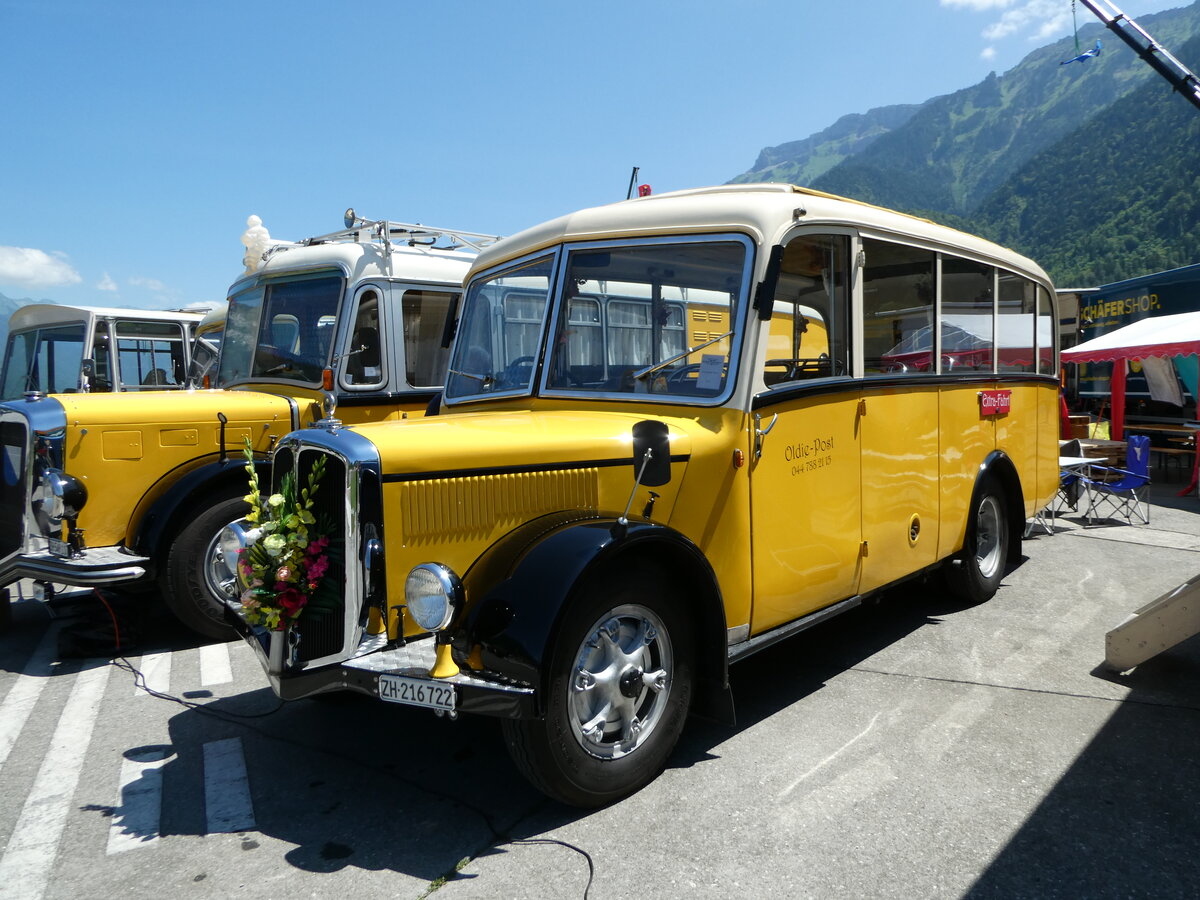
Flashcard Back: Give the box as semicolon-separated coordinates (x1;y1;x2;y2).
1152;446;1195;479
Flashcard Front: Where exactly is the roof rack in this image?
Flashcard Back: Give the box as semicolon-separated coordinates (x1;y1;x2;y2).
302;209;502;253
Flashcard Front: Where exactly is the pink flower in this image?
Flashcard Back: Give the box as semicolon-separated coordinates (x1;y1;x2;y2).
276;587;306;616
305;555;329;581
306;536;329;555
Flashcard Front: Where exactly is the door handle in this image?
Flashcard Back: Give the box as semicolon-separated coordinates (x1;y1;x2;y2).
754;413;777;460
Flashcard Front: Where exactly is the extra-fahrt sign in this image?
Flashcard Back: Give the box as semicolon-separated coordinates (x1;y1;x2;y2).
978;389;1012;416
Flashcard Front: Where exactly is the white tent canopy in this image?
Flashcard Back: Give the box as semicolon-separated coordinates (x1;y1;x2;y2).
1062;311;1200;364
1060;311;1200;444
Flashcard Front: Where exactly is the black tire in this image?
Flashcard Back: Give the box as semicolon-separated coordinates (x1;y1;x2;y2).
943;477;1009;605
501;564;694;807
160;491;249;641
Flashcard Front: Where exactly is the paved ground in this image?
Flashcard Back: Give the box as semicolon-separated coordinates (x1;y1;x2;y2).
1;479;1198;899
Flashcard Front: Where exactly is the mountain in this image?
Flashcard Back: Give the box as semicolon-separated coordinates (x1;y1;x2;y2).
729;2;1200;287
730;103;925;186
973;29;1200;286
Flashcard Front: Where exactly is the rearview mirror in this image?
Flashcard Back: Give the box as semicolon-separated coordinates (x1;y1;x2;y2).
632;420;672;487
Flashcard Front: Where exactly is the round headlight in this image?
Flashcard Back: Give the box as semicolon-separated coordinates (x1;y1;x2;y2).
405;563;462;632
32;467;87;530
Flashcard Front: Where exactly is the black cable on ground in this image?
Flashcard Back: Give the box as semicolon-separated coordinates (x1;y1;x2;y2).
111;636;595;898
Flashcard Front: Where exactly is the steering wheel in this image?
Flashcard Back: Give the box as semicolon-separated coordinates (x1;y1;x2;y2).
665;364;701;386
498;355;535;388
765;356;845;380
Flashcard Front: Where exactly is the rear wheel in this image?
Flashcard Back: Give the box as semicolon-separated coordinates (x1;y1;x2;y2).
502;565;693;807
161;491;249;640
944;478;1009;605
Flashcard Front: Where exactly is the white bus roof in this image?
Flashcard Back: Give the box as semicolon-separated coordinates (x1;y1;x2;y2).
8;304;207;332
233;239;481;291
469;184;1051;286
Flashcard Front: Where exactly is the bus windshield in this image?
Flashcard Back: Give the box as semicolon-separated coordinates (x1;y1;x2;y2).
445;238;748;403
217;274;344;387
1;324;87;398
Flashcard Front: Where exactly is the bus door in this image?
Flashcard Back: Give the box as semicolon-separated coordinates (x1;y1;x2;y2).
859;239;942;592
748;233;862;634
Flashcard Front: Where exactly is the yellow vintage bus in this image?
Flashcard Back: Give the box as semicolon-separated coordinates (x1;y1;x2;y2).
0;214;497;638
229;185;1059;806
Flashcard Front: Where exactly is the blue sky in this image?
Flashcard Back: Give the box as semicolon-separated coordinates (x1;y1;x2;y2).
0;0;1187;310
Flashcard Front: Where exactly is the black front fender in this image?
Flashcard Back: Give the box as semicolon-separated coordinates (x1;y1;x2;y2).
131;457;269;562
454;512;732;721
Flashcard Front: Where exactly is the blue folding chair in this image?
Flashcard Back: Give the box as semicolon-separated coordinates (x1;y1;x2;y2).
1081;434;1151;525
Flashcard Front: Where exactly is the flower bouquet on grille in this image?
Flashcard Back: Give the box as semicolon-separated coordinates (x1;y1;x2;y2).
237;439;335;632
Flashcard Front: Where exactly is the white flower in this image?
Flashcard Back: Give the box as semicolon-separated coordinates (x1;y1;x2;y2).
263;533;287;557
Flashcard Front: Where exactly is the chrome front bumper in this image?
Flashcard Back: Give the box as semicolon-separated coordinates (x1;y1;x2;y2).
0;545;150;588
228;608;538;718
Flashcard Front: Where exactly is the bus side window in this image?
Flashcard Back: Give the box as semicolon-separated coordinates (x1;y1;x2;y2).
115;320;188;389
764;234;849;386
345;290;383;387
942;257;995;372
863;239;935;376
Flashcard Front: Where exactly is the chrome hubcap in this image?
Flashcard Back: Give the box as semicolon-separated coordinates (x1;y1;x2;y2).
204;519;258;607
975;495;1003;579
568;604;672;760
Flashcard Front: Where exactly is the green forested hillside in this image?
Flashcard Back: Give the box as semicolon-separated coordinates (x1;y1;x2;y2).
731;103;924;185
730;2;1200;286
972;30;1200;286
808;4;1200;216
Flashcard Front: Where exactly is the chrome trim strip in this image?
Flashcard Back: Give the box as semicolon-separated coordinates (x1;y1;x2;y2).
379;453;690;484
727;596;862;663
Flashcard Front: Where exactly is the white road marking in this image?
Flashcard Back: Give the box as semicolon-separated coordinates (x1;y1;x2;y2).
0;630;57;775
203;737;255;833
106;746;172;854
136;651;171;696
0;660;112;900
199;642;233;686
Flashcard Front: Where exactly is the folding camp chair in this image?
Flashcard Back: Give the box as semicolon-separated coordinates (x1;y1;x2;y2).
1081;434;1151;525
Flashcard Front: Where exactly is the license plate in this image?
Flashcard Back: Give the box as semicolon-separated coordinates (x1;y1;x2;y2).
47;538;69;559
378;673;456;711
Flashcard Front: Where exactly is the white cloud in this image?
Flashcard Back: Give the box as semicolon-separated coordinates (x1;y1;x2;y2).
129;275;169;292
96;272;118;292
981;45;998;61
0;246;82;289
941;0;1015;10
946;0;1073;45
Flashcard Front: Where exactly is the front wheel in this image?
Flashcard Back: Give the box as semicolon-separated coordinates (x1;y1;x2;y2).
501;565;694;807
943;478;1009;605
161;491;249;640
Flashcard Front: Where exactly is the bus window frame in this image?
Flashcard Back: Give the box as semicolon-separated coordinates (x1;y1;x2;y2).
536;232;756;408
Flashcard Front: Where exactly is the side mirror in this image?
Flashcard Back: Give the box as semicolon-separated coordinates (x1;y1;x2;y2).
632;420;672;487
79;358;95;392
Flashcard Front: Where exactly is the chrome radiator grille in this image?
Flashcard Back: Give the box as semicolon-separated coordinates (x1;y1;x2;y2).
274;447;348;663
0;419;28;558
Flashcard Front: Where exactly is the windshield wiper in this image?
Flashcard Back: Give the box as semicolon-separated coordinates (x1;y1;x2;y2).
448;368;495;389
633;330;734;381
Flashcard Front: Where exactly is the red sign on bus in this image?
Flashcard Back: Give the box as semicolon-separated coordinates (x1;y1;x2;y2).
979;389;1012;416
